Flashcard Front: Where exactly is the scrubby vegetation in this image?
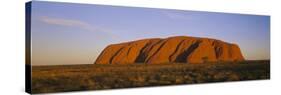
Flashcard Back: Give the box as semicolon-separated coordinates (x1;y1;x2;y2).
31;60;270;93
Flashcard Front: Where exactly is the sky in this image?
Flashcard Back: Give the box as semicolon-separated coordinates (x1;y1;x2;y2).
30;1;270;65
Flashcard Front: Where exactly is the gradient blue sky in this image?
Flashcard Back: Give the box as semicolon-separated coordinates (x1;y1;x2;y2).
31;1;270;65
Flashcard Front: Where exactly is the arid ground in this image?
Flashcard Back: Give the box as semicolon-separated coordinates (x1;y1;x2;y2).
31;60;270;93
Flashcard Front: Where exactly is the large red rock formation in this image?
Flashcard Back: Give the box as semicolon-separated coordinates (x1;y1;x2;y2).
95;36;244;64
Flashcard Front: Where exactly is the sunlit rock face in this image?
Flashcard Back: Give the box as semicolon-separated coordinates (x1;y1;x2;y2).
95;36;244;64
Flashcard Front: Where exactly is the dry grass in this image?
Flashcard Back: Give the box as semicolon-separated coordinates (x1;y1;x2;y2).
31;60;270;93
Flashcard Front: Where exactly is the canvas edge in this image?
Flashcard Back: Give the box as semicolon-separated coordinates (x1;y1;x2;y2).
25;1;32;94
